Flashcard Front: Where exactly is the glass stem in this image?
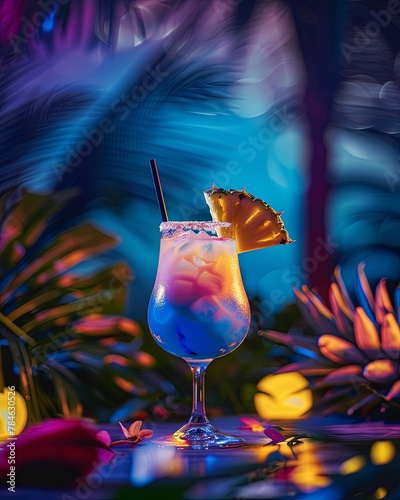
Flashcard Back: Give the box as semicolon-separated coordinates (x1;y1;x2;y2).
187;362;210;425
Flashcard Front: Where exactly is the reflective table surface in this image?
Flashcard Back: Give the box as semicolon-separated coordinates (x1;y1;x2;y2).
8;415;400;499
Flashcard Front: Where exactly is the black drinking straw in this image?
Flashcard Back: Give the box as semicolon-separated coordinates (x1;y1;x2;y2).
149;159;169;222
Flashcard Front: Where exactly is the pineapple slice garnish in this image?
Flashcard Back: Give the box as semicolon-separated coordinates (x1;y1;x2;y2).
204;186;293;253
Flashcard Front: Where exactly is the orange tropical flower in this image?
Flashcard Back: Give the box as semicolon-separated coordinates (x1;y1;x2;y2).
260;264;400;416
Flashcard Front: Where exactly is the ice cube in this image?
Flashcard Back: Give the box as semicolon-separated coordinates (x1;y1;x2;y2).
175;257;198;277
193;256;208;267
198;243;213;260
190;297;219;321
198;271;223;296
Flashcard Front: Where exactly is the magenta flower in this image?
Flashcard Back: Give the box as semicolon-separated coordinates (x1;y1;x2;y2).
264;427;287;445
0;418;114;487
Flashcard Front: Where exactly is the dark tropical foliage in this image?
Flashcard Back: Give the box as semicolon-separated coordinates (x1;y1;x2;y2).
0;189;180;422
261;265;400;419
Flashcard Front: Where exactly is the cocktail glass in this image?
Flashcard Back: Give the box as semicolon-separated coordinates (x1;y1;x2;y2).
148;221;251;449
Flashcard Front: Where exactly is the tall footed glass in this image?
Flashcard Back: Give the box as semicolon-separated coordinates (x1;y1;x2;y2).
148;221;251;449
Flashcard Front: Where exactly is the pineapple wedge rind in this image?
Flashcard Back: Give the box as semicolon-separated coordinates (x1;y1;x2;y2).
203;186;293;254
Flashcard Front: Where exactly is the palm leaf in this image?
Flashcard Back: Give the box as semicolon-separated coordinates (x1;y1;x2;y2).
1;189;77;265
0;189;179;422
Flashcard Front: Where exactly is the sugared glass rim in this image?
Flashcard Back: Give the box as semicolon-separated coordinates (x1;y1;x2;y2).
160;221;232;231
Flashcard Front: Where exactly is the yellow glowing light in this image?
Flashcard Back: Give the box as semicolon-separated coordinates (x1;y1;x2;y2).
340;455;366;475
375;487;387;499
370;441;396;465
291;467;331;493
254;372;313;419
250;439;297;463
285;442;331;493
0;388;28;438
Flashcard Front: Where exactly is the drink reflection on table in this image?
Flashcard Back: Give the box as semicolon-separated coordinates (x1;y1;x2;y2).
127;418;400;499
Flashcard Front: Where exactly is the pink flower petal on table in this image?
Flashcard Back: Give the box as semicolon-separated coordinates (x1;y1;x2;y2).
329;282;354;340
264;427;286;444
96;431;114;462
98;448;115;463
96;430;112;447
239;417;266;432
314;365;364;388
363;359;398;385
381;313;400;360
138;429;154;439
354;307;381;358
386;380;400;401
118;422;131;439
128;420;143;437
318;335;365;365
375;279;394;325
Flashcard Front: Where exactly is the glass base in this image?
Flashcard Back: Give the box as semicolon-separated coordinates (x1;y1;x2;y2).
152;422;246;449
